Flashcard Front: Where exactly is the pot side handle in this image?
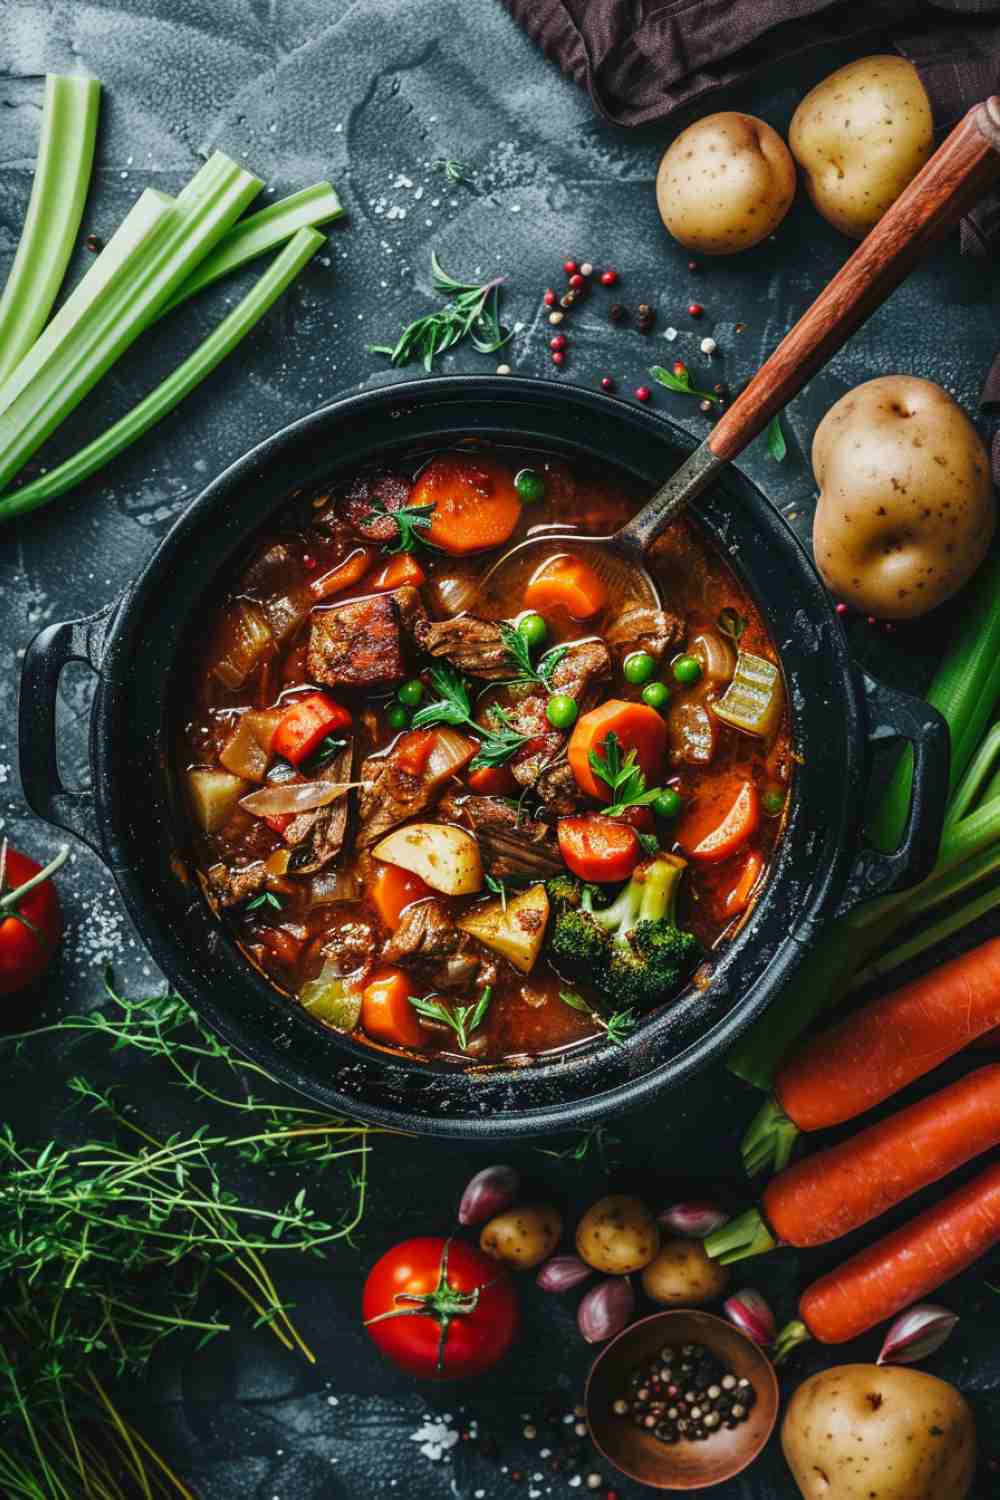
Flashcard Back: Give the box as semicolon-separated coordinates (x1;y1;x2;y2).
18;605;117;855
834;673;950;919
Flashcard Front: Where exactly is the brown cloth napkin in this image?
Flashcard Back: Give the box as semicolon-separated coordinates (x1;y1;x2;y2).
502;0;1000;432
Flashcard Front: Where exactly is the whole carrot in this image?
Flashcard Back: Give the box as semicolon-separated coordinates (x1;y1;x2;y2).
743;936;1000;1174
710;1066;1000;1261
775;1161;1000;1359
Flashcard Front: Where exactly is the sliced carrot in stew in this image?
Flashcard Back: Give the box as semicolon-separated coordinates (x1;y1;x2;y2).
370;861;433;930
523;555;608;621
309;546;375;600
366;554;427;591
362;967;427;1048
395;729;438;777
568;700;668;801
415;454;522;556
272;692;352;765
723;848;764;917
558;815;641;884
685;781;759;864
467;763;517;796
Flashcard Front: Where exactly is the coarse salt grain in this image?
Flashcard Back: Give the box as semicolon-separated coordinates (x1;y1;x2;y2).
700;337;717;354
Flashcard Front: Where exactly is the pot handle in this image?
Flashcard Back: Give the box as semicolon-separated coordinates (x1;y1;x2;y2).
834;673;950;918
18;603;118;855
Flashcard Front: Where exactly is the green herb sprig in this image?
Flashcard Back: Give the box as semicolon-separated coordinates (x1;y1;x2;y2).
412;663;530;769
500;622;569;690
408;986;493;1050
589;731;662;817
649;363;721;407
369;252;511;372
766;412;787;462
559;990;637;1046
361;497;436;554
246;889;283;912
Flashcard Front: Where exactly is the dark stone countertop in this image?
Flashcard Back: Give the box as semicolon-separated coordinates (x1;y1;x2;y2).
2;2;1000;1496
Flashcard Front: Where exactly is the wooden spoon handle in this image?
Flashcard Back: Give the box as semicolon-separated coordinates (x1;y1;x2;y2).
708;98;1000;463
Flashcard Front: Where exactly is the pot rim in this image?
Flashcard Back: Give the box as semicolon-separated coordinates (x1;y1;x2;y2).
82;376;865;1136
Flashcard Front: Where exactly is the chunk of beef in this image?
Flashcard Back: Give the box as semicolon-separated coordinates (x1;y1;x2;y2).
392;584;429;635
606;605;684;663
411;615;511;680
338;469;414;543
308;593;405;689
207;860;268;908
285;744;354;873
550;638;613;703
381;897;498;992
320;912;378;976
439;792;563;879
356;740;445;847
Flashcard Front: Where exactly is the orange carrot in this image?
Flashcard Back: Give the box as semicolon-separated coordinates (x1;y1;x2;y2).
395;729;438;777
797;1161;1000;1345
467;764;516;797
683;781;759;864
971;1024;1000;1050
557;815;640;884
272;691;351;765
369;862;433;931
523;555;608;620
723;849;764;918
367;554;426;591
568;700;667;800
764;1065;1000;1249
361;968;427;1049
413;453;522;555
309;546;375;599
776;936;1000;1133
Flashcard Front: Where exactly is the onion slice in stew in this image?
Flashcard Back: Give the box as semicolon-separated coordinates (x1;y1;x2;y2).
240;780;360;817
424;726;478;782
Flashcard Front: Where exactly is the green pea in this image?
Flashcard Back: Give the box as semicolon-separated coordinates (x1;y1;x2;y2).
386;703;410;730
763;789;786;816
546;693;578;730
672;654;702;686
515;467;546;504
397;678;424;708
653;788;683;820
518;612;548;649
641;681;670;710
624;651;656;685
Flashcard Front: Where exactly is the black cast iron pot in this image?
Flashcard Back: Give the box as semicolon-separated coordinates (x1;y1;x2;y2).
18;377;949;1139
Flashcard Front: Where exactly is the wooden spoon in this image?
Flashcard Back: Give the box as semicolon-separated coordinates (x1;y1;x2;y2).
485;97;1000;610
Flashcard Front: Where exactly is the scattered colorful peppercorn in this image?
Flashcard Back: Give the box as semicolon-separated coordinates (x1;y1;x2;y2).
600;269;619;286
688;303;704;318
601;376;616;392
634;386;651;403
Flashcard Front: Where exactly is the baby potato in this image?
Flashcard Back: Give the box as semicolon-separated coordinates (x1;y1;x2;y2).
480;1204;562;1270
576;1195;658;1274
812;376;995;619
656;112;796;254
782;1364;976;1499
790;56;932;238
640;1237;730;1307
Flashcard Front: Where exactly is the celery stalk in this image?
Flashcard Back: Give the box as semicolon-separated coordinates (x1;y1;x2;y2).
160;182;343;315
0;152;262;495
0;75;101;386
0;229;324;521
850;882;1000;991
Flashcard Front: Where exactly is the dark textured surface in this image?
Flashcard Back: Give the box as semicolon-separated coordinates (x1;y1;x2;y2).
2;3;1000;1496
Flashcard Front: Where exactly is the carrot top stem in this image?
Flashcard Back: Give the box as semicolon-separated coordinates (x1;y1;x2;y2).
773;1319;811;1366
741;1094;800;1176
704;1208;777;1265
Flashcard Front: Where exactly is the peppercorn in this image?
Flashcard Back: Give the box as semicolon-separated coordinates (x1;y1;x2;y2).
543;289;556;307
569;272;585;289
687;259;699;272
563;259;578;274
672;360;687;377
600;376;616;392
552;352;565;367
560;292;576;309
580;262;594;276
84;232;103;253
548;311;564;326
688;303;704;317
634;386;651;403
550;334;567;351
600;268;619;286
609;303;626;323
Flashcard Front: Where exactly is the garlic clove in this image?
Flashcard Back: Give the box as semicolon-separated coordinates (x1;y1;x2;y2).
877;1304;959;1366
723;1288;776;1346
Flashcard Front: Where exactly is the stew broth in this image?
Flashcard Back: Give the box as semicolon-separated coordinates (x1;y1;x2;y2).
178;444;792;1065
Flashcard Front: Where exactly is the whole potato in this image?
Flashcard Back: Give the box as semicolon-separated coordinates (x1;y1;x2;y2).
576;1195;658;1274
782;1364;976;1499
790;57;932;238
479;1204;562;1269
656;112;796;254
813;376;994;619
640;1238;730;1306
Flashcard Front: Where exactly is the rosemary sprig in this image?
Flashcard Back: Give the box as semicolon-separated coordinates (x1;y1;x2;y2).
411;663;530;769
360;497;435;554
499;622;569;690
368;252;511;372
435;158;475;186
246;889;283;911
559;990;637;1046
588;731;662;817
408;986;493;1050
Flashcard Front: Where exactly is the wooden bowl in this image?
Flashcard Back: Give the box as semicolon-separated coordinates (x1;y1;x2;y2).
585;1310;779;1490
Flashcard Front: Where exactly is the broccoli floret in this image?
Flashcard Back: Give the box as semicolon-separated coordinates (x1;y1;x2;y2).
546;873;604;916
548;855;700;1011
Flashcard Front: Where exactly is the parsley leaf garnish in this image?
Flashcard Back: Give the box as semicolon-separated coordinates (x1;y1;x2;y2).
499;622;569;690
246;891;283;912
307;734;349;769
766;412;787;462
408;986;493;1050
361;498;436;555
588;731;662;817
412;665;529;769
368;253;511;373
649;363;722;406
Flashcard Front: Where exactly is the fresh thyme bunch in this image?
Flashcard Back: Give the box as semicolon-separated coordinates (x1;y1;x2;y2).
0;980;375;1498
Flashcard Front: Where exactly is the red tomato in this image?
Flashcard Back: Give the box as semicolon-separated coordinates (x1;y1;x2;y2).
0;842;66;994
363;1236;518;1379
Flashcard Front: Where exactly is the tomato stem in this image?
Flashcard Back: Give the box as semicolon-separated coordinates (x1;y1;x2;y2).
362;1236;497;1374
0;841;70;920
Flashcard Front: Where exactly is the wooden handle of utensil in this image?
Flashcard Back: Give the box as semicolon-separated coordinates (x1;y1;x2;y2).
708;97;1000;463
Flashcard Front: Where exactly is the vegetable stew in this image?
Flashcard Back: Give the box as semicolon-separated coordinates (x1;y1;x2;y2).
178;444;791;1064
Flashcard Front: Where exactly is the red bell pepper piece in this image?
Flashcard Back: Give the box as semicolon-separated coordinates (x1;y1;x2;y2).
272;692;352;766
